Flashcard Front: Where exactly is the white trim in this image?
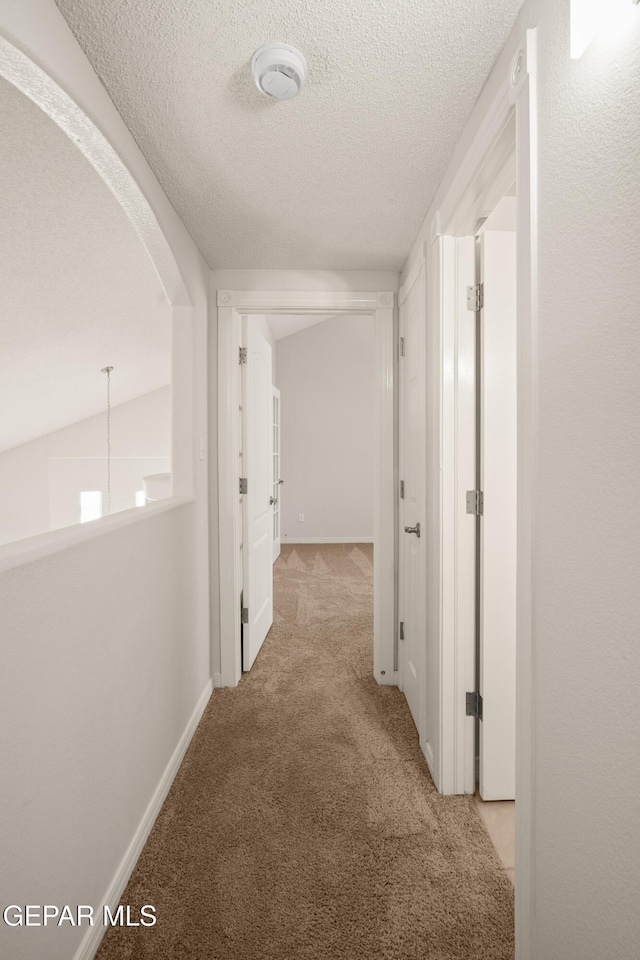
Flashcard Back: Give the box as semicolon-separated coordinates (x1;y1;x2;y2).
425;29;537;960
72;679;213;960
373;296;397;686
398;256;428;734
438;235;477;798
271;385;281;562
398;251;425;305
217;304;243;687
217;290;396;689
217;289;392;311
0;36;189;306
0;495;195;576
514;31;538;960
282;537;374;544
0;35;197;550
212;673;225;688
423;740;436;783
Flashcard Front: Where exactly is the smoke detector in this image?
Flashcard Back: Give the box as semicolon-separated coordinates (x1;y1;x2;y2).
251;42;307;101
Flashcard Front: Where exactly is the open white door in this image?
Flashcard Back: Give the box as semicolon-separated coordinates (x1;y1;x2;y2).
478;224;517;800
241;317;274;671
272;386;281;562
399;264;426;733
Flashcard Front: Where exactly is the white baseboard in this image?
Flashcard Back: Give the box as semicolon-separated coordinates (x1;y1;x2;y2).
282;537;374;544
73;678;213;960
422;740;437;787
212;672;224;688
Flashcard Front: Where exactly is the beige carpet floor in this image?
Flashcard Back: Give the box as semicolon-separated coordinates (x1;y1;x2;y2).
97;543;514;960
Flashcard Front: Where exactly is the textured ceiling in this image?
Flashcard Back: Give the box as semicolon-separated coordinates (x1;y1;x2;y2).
0;77;170;453
55;0;525;271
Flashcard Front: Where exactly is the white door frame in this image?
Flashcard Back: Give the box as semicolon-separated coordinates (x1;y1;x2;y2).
429;30;537;960
241;318;274;671
271;385;281;562
217;289;396;689
397;264;427;734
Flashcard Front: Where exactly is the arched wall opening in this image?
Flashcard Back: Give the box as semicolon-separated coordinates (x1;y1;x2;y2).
0;34;196;567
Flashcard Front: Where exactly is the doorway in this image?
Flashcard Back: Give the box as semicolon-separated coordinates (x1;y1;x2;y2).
433;126;519;899
398;264;427;737
217;289;396;689
239;311;377;672
418;31;538;947
472;197;518;887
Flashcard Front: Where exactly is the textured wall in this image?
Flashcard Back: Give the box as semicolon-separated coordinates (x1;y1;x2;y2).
0;504;206;960
402;1;640;956
277;315;374;542
0;76;171;452
0;5;212;959
531;3;640;956
211;268;399;293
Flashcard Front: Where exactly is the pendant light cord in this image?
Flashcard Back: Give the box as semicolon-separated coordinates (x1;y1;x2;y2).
102;366;113;514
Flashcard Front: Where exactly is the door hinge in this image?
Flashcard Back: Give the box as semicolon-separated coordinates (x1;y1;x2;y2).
400;480;405;500
466;691;483;720
399;336;405;357
241;606;249;624
239;346;247;364
399;621;405;641
466;490;484;516
239;477;248;494
466;283;484;312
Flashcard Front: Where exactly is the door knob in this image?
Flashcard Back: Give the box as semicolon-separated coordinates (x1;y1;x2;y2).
404;522;421;537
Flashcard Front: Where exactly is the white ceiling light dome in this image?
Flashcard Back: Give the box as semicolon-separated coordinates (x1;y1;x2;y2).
251;42;307;101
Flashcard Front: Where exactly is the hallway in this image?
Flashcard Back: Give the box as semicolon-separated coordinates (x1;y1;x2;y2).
97;544;513;959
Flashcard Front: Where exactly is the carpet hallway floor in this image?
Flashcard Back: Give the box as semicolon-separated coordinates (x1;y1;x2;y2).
96;543;514;960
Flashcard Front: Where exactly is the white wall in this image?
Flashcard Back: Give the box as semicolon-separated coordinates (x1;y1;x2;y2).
0;504;204;959
276;315;374;542
402;3;640;957
0;5;212;960
0;387;171;545
212;269;400;295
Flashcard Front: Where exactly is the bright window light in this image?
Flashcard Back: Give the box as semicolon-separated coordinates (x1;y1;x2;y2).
80;491;102;523
571;0;637;58
135;490;146;507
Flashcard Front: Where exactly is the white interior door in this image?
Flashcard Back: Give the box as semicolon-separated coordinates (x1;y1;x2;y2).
479;227;517;800
272;386;281;561
399;265;426;733
241;317;273;671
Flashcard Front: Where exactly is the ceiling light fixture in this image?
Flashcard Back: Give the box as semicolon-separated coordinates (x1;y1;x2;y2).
251;42;307;100
101;365;113;514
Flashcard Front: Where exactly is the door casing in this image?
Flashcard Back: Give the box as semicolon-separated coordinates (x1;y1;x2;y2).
415;29;538;960
398;265;427;735
272;385;281;562
240;317;274;671
217;290;396;689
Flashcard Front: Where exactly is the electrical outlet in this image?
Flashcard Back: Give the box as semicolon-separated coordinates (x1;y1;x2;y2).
298;513;304;522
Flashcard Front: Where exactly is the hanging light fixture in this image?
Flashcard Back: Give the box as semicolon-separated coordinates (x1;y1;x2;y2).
101;366;113;514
